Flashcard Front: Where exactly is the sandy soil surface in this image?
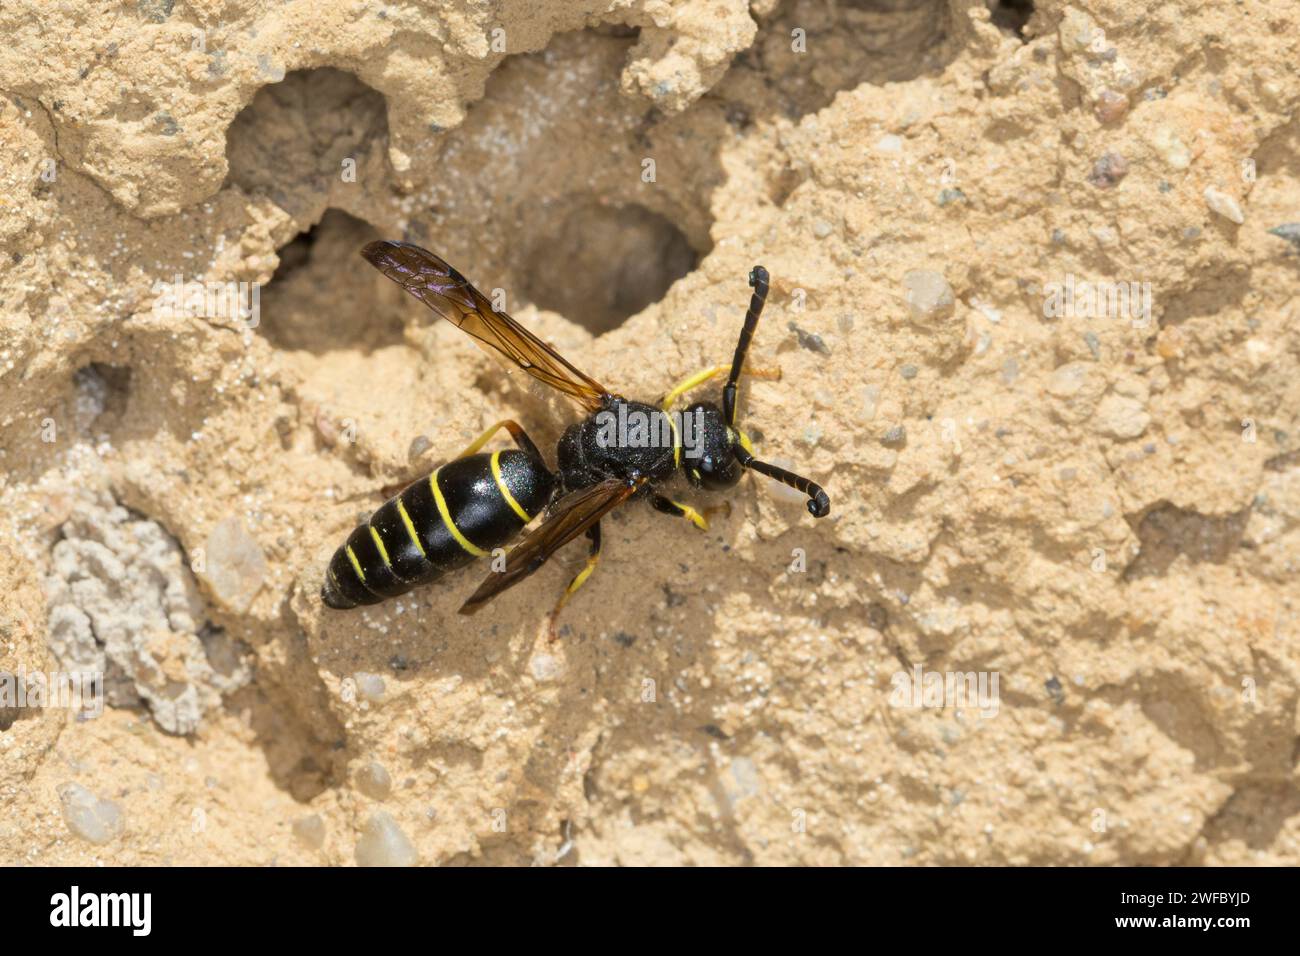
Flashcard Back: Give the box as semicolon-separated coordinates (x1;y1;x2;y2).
1;0;1298;865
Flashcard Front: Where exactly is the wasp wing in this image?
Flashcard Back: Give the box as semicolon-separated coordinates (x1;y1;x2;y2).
458;478;639;614
362;240;608;412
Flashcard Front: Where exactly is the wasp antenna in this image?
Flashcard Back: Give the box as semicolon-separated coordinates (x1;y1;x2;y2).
723;265;772;427
735;451;830;517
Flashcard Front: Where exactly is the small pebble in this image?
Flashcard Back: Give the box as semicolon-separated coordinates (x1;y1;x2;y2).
787;322;831;355
353;672;386;703
1087;153;1129;189
862;385;880;419
899;364;918;380
1090;224;1119;247
408;435;432;460
530;652;561;682
355;761;393;800
1046;361;1091;398
354;811;418;867
881;425;906;446
1267;223;1300;251
58;783;123;845
903;270;955;325
1093;89;1129;123
937;188;967;206
202;515;267;613
293;814;326;850
1150;126;1189;168
1156;326;1185;359
138;0;175;24
1083;331;1101;359
1045;677;1065;705
1094;393;1150;439
1203;186;1244;225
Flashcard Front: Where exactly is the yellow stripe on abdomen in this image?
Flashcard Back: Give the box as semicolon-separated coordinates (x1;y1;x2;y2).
345;544;366;583
395;499;426;557
430;468;488;557
368;525;392;567
491;450;532;522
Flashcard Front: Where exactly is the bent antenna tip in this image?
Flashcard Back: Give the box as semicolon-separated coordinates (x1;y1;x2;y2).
807;492;831;518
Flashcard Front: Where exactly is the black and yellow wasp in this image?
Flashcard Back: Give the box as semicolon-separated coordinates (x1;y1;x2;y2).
322;241;830;635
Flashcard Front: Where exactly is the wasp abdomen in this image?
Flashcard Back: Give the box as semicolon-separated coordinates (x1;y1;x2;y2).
321;450;555;610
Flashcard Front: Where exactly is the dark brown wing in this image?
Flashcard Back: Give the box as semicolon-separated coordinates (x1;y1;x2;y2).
362;240;608;412
459;478;640;614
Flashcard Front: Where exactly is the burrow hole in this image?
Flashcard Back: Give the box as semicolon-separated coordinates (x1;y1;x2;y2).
987;0;1035;39
261;209;405;354
518;201;698;335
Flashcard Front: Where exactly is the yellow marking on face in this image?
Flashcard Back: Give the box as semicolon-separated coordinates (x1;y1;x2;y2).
345;545;366;583
396;499;426;557
369;525;392;567
491;450;532;522
731;428;755;456
430;468;487;557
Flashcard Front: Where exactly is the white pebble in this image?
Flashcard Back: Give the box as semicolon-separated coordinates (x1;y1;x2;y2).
58;783;123;845
355;761;393;800
903;270;955;325
1203;186;1244;225
1046;362;1091;398
353;672;386;703
201;515;267;612
1094;393;1150;439
293;813;326;850
530;652;562;682
355;811;418;867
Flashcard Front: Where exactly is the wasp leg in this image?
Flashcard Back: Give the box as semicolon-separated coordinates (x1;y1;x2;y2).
455;418;546;462
651;494;710;531
357;420;547;503
545;522;602;642
659;364;781;411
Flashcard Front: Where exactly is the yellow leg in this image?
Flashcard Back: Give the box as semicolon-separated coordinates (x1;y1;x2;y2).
660;364;782;410
454;419;543;460
651;495;710;531
546;525;602;641
455;419;513;458
364;419;541;502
